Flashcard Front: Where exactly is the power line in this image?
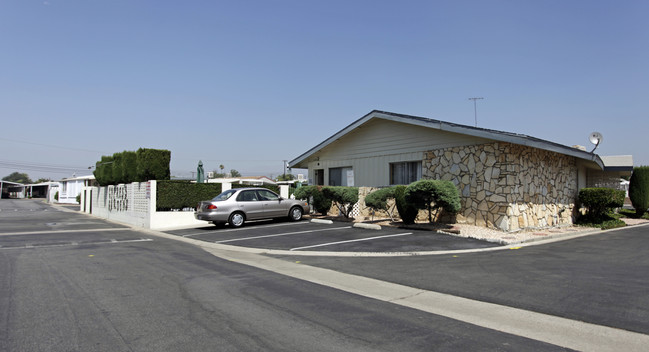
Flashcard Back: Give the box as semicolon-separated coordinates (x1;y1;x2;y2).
0;159;90;175
0;137;108;154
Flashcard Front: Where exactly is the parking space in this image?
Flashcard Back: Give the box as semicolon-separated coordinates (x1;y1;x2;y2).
165;220;499;252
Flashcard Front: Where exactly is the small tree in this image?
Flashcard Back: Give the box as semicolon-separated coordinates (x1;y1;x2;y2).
364;187;398;221
322;186;359;218
405;180;461;223
629;166;649;216
293;185;331;215
230;169;242;177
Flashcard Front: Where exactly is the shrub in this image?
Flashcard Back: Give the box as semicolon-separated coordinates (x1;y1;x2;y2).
405;179;461;223
156;181;222;211
75;193;81;204
54;191;59;201
322;186;359;218
294;185;332;215
578;187;625;219
393;185;418;224
629;166;649;216
364;187;397;221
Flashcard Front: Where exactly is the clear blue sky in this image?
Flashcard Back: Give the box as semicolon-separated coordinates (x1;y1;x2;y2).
1;0;647;181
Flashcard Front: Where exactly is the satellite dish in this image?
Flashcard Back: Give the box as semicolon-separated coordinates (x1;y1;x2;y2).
588;132;603;153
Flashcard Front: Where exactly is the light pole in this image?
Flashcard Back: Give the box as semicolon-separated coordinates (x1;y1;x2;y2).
468;97;484;127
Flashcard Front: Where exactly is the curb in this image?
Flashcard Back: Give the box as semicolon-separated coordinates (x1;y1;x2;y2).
311;219;334;224
353;223;382;230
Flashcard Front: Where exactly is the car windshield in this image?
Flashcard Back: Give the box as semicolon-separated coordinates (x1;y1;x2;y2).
212;189;237;201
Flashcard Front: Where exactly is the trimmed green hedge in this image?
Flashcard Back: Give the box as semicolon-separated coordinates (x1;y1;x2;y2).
393;185;418;224
629;166;649;216
322;186;359;218
578;187;625;219
293;185;332;215
156;181;222;211
405;179;461;223
94;148;171;186
364;187;397;220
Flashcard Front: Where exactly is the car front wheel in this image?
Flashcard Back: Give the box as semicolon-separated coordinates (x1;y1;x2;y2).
228;212;245;228
289;206;303;221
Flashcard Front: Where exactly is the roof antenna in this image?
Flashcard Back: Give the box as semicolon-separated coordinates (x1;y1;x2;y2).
468;97;484;127
588;132;603;153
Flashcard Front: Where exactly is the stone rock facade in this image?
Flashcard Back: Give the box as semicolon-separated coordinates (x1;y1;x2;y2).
423;142;578;231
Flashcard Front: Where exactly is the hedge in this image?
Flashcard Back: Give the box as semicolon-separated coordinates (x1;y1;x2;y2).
364;187;397;221
578;187;625;219
94;148;171;186
322;186;359;218
393;185;418;224
156;181;222;211
405;179;461;223
629;166;649;216
293;185;332;215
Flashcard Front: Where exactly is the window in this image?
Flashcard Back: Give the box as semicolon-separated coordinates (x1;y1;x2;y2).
390;161;421;185
237;190;259;202
329;167;353;186
257;189;279;201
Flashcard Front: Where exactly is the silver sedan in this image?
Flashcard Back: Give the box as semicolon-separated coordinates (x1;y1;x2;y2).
195;187;310;227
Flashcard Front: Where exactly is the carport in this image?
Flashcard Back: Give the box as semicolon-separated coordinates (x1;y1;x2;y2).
0;181;25;199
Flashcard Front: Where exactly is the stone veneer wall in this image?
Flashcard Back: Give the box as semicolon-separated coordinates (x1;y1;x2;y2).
423;142;578;231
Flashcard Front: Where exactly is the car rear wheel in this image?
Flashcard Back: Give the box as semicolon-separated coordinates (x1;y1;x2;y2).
289;206;303;221
228;212;245;228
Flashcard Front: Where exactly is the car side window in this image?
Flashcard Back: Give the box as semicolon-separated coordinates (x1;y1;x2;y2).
237;190;259;202
258;190;279;201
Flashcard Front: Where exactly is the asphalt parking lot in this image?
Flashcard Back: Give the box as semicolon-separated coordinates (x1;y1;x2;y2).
164;219;499;252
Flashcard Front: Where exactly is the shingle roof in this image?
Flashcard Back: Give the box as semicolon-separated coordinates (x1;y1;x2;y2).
289;110;606;169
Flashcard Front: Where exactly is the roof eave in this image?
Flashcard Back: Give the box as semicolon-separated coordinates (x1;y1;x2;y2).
289;110;608;169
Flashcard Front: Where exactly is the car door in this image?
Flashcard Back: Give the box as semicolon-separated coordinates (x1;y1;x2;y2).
257;189;287;218
236;190;265;220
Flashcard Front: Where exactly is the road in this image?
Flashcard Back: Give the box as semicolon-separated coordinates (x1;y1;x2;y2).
0;199;564;351
278;223;649;336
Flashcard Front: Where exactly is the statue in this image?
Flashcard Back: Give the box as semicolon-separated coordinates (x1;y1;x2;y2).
197;160;205;183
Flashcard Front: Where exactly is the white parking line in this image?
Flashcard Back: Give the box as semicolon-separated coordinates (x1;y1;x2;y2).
290;232;414;251
215;226;353;244
0;238;153;250
181;221;309;237
0;228;132;236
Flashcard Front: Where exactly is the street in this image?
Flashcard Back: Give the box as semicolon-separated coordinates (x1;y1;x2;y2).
3;199;649;351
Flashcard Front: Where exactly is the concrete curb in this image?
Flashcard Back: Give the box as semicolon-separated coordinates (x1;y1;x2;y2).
311;219;334;224
353;223;382;230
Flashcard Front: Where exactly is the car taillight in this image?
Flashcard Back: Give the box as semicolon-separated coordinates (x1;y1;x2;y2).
207;204;217;210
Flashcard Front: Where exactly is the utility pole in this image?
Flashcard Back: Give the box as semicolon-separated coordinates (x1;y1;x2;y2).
468;97;484;127
283;160;288;179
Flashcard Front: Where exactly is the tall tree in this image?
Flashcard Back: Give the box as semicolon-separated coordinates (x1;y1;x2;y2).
2;172;33;184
